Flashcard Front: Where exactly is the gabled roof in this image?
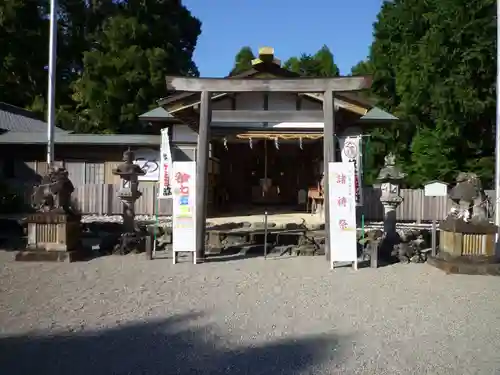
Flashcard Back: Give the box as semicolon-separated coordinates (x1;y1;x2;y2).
138;106;177;122
143;93;396;123
155;85;375;120
0;102;67;133
360;107;398;121
139;104;397;123
157;58;298;109
146;47;398;124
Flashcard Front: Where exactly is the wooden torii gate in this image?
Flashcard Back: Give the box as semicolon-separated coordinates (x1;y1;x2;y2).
165;76;372;261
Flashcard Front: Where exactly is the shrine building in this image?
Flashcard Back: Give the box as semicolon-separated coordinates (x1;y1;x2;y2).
140;47;398;216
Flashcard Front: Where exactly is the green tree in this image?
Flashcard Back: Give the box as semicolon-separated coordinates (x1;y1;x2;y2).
313;45;340;77
0;0;122;122
284;54;320;76
361;0;496;187
70;1;201;133
0;0;48;111
350;60;373;76
230;46;255;76
55;0;120;129
1;0;201;134
284;45;339;77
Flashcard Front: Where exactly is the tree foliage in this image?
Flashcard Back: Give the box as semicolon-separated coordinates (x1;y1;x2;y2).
0;0;201;133
361;0;496;187
0;0;48;113
230;46;255;76
350;60;373;76
71;1;200;133
283;45;339;77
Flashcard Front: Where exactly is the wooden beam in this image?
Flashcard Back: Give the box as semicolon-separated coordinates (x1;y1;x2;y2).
166;76;372;93
323;90;336;262
195;91;211;261
211;110;324;123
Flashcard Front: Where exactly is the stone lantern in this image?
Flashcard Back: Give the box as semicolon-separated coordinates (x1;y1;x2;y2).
112;148;146;254
376;153;406;238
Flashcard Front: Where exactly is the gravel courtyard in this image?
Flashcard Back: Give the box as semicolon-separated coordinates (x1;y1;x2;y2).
1;251;499;375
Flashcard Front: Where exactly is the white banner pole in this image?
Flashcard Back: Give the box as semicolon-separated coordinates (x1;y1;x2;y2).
46;0;58;167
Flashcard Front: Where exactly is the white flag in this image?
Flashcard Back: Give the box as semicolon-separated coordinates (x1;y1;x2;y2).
159;128;173;199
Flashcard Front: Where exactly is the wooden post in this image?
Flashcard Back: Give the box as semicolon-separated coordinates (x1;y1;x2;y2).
323;90;336;261
145;233;153;260
196;91;211;261
431;196;437;256
370;241;379;268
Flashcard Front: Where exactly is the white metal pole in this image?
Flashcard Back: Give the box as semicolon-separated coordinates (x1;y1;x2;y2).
494;1;500;257
46;0;58;166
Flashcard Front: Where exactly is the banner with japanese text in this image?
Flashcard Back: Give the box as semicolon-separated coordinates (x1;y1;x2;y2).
172;161;196;253
133;148;160;181
158;128;173;199
338;135;363;206
328;162;357;263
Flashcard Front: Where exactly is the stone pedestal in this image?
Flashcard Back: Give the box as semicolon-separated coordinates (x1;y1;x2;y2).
427;218;500;275
439;230;495;257
16;212;84;262
381;201;401;238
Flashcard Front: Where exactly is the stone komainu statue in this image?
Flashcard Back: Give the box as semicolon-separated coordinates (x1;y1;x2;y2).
31;167;75;214
448;172;488;223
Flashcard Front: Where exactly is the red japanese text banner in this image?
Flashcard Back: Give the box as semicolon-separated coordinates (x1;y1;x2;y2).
172;161;196;254
328;162;357;265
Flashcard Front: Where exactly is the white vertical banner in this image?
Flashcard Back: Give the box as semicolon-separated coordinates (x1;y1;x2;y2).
338;135;363;206
158;128;173;199
328;162;357;268
172;161;196;262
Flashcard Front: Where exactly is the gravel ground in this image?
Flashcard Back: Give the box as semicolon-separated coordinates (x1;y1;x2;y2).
1;251;500;375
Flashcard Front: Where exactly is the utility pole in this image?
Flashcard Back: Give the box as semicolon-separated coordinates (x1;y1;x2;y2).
495;0;500;254
46;0;58;166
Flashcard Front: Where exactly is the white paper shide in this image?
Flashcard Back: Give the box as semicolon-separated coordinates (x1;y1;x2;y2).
328;162;357;264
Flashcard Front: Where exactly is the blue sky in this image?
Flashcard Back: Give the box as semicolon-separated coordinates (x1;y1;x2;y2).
183;0;384;77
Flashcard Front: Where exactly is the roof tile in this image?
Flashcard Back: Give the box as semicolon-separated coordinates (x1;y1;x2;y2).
0;102;66;133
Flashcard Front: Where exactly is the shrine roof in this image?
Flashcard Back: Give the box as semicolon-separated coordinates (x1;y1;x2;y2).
360;107;398;122
138;105;398;123
0;102;67;133
141;46;398;124
0;132;161;145
138;106;176;122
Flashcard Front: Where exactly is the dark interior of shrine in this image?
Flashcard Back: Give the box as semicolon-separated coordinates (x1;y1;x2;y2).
211;135;328;214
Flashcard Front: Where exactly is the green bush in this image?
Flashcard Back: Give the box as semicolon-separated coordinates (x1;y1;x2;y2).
0;182;26;214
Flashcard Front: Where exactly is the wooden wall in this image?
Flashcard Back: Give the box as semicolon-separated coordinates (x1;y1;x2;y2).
0;142;225;216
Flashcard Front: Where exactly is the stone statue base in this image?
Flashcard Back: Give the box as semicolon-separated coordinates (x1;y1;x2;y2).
16;212;85;262
427;218;500;275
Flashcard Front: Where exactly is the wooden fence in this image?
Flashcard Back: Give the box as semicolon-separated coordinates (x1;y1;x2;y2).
362;188;495;222
72;184;173;216
57;185;495;221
